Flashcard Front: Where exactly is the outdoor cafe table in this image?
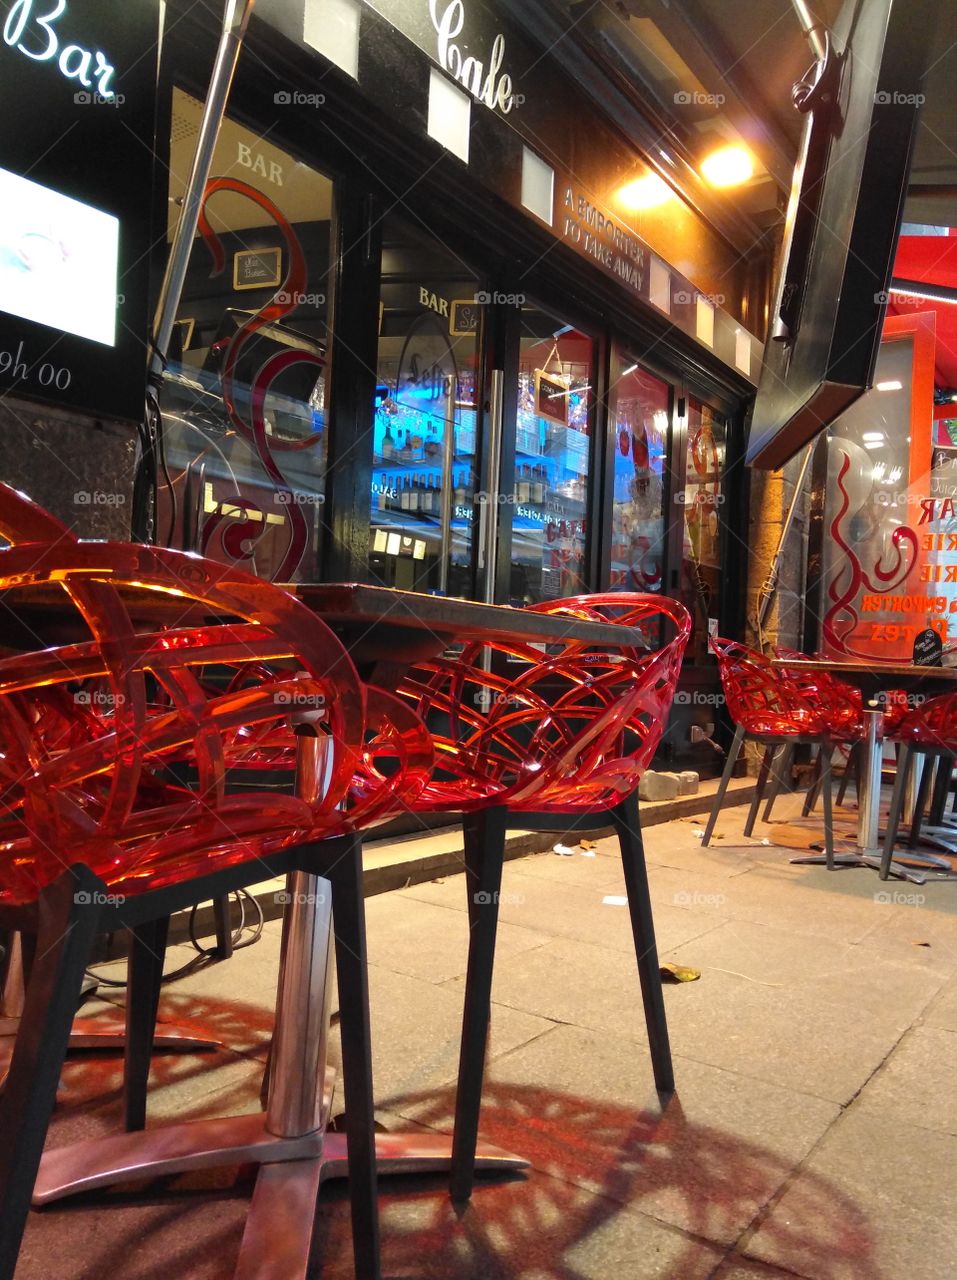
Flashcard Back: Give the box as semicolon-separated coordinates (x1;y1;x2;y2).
771;659;957;882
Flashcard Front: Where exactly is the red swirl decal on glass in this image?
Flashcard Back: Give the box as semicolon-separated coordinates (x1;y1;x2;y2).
823;450;918;656
196;178;324;581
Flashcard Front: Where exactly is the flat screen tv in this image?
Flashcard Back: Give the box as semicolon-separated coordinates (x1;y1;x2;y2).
746;0;939;470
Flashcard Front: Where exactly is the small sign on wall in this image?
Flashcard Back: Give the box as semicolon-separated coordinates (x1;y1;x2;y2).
233;247;282;291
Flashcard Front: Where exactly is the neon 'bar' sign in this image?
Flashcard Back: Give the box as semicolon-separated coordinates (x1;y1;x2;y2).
3;0;116;98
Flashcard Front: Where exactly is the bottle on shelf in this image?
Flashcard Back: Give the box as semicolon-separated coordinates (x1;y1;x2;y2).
400;476;411;512
453;471;466;505
400;431;413;464
382;424;396;462
409;474;420;513
425;421;440;458
531;464;545;504
517;464;531;503
421;475;434;515
377;480;387;513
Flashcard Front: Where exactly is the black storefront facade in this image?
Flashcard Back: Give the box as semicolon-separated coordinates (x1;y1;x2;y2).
0;0;770;775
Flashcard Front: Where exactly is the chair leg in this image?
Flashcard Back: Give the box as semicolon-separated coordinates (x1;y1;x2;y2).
880;742;913;879
802;748;823;816
327;834;381;1280
0;868;101;1280
612;791;673;1092
762;744;793;823
836;742;858;807
929;754;953;826
124;916;170;1132
907;751;935;850
702;724;745;847
743;745;774;838
450;806;507;1204
820;747;836;870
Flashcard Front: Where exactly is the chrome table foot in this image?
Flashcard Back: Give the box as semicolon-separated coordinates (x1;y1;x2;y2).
0;1017;218;1092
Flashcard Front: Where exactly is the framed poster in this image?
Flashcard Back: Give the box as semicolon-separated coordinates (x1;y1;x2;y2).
534;369;569;426
450;299;480;336
233;247;282;291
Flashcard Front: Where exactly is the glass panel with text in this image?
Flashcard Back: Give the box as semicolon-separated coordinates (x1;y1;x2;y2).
510;309;595;604
370;219;481;595
608;353;668;594
682;398;727;664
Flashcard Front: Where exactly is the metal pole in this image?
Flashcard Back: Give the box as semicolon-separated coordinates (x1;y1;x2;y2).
791;0;827;63
482;369;505;605
757;444;813;642
150;0;257;376
265;721;334;1140
857;707;884;853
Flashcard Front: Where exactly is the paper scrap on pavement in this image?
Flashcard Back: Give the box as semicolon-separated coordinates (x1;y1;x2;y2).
602;894;628;906
660;962;701;983
553;843;575;856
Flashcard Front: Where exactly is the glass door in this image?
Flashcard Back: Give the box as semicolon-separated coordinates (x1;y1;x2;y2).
370;218;482;595
507;307;596;604
607;350;670;594
680;397;728;665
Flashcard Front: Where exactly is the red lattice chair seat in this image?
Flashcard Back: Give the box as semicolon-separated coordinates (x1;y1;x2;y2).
395;591;691;1203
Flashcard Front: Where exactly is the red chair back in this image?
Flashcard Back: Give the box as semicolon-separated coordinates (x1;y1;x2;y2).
399;593;690;813
710;637;830;737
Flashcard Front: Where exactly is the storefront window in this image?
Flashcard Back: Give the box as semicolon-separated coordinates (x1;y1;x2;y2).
370;219;481;595
510;310;594;603
608;353;668;593
682;398;727;663
158;88;333;581
821;324;933;660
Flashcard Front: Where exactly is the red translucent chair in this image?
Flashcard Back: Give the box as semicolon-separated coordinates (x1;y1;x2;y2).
0;529;455;1280
702;638;844;864
397;592;690;1200
761;646;866;819
880;692;957;879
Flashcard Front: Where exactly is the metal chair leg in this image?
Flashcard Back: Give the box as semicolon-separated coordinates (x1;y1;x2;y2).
0;868;101;1280
907;750;935;850
929;753;953;826
327;834;381;1280
880;742;913;879
836;742;859;807
743;745;774;837
450;806;507;1204
124;916;170;1132
802;748;823;816
820;747;836;870
762;744;793;823
702;724;745;847
612;792;673;1093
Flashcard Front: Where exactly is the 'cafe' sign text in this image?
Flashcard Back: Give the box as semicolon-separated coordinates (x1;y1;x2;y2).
429;0;516;114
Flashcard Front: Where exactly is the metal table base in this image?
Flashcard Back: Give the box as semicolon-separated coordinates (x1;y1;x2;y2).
33;869;526;1280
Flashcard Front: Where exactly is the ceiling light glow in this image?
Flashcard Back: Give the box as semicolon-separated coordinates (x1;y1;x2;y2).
700;145;754;188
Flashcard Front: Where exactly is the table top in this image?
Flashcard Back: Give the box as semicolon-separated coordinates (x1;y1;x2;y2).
771;657;957;697
0;580;650;675
294;583;643;646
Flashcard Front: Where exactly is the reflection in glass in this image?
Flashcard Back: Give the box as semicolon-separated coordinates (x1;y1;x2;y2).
370;220;480;594
158;88;332;582
510;310;594;604
682;398;726;664
822;336;921;659
608;354;668;593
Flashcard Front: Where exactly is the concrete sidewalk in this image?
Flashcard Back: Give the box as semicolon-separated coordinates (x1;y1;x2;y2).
16;789;957;1279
